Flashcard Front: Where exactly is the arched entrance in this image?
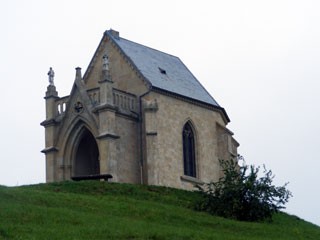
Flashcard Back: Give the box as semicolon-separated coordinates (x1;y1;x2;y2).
73;128;100;176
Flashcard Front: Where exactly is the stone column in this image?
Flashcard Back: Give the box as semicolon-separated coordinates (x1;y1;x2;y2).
41;85;59;182
95;67;119;181
142;99;159;185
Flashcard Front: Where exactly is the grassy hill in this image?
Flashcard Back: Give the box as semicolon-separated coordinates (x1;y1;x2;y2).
0;181;319;240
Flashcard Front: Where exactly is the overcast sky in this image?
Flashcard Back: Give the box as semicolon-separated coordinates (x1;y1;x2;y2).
1;0;319;226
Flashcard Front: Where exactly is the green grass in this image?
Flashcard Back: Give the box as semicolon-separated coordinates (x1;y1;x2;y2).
0;181;319;239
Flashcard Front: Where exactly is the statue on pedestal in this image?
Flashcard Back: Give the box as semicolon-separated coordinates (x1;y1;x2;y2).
102;54;109;71
48;67;55;86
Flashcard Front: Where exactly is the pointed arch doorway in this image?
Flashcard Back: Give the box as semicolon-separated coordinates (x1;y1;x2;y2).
73;128;100;176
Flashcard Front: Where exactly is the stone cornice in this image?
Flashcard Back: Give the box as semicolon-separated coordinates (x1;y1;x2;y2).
41;146;58;154
115;110;139;122
92;103;117;113
44;85;59;99
44;95;59;100
40;118;58;127
96;132;120;140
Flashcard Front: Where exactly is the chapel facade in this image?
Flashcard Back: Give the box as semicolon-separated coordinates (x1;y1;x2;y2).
41;29;239;190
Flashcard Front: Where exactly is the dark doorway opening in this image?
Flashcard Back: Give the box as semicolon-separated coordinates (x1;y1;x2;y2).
74;129;100;176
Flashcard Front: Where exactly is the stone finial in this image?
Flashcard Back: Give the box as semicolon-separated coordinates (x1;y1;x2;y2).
47;67;55;86
75;67;82;80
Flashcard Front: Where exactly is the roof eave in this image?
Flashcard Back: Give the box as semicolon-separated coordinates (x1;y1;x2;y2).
151;86;230;123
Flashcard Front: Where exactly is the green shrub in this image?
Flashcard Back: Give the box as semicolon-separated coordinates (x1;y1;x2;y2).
195;156;292;222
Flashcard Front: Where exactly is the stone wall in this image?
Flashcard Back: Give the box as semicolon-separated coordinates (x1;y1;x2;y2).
114;115;140;184
142;91;229;190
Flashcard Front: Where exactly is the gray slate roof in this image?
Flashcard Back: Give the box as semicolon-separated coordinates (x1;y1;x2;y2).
106;31;220;107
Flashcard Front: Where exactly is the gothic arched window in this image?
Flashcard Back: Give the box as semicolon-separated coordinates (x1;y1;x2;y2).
183;122;196;177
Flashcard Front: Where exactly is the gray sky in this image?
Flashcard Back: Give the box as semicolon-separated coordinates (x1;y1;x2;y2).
1;0;319;226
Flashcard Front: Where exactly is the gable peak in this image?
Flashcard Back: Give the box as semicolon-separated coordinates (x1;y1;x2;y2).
105;29;120;39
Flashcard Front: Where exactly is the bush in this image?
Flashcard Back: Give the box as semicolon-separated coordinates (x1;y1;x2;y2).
195;156;292;222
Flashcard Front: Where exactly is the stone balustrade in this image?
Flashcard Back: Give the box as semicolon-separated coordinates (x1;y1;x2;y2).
113;89;137;112
54;88;137;117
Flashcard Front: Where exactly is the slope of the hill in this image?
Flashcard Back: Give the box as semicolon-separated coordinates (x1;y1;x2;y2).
0;181;319;240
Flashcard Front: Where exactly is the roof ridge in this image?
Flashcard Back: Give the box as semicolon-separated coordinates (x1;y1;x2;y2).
106;30;181;60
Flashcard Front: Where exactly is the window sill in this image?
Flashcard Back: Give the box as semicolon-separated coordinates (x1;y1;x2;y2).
180;175;204;185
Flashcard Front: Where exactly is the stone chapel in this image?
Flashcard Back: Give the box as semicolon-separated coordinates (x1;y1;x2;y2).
41;29;239;190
